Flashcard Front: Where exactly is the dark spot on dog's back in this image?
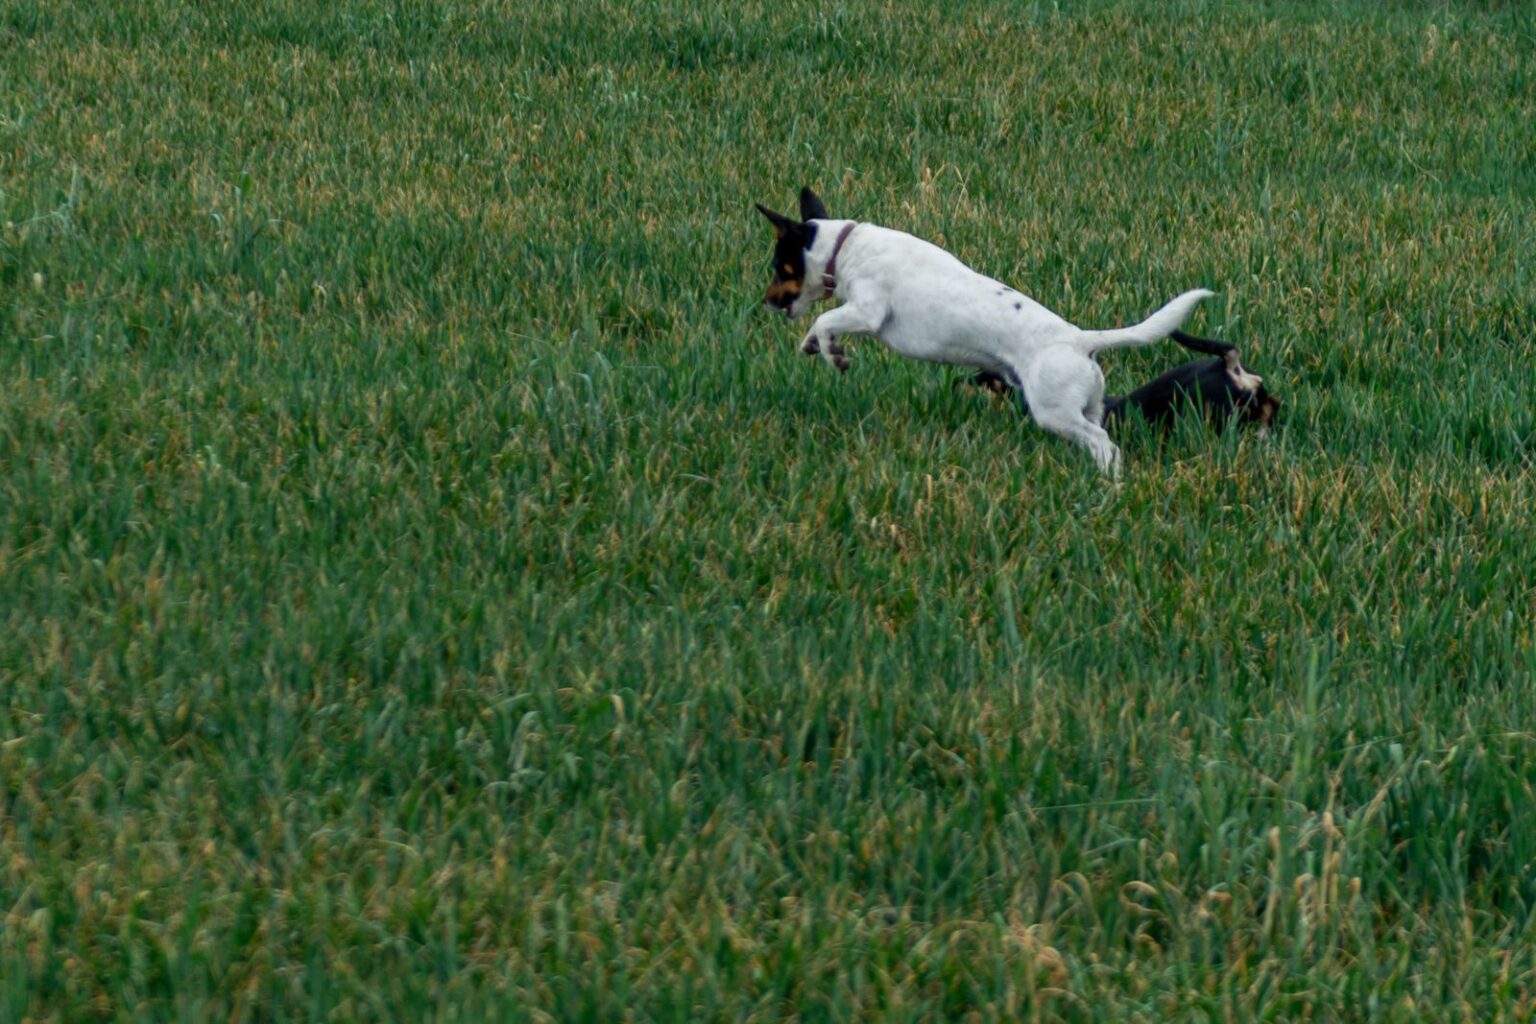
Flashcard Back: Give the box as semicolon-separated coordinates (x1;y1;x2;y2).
1014;302;1022;311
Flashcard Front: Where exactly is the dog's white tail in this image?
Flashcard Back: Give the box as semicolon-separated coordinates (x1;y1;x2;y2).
1071;289;1215;354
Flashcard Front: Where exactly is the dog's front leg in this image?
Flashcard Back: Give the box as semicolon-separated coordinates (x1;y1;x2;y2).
800;301;887;374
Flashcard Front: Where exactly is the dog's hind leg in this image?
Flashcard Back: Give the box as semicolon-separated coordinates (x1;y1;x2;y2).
1083;389;1106;427
1032;405;1122;477
1023;349;1121;476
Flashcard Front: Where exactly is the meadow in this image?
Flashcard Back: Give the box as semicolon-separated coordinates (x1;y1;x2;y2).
3;0;1536;1018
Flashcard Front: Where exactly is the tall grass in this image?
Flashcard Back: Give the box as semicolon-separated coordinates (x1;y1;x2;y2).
3;0;1536;1018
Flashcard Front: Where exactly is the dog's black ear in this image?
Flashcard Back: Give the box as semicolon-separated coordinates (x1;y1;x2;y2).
799;187;829;222
755;203;799;239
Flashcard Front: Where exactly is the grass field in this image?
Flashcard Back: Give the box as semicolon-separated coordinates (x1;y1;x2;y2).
4;0;1536;1018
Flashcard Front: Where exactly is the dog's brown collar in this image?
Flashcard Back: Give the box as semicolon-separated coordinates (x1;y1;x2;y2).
820;222;858;294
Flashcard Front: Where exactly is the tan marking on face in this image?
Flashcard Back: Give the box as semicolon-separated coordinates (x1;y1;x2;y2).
1223;350;1265;393
764;278;803;306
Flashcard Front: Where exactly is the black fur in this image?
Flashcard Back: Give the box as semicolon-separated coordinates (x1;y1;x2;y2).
1104;330;1280;430
799;187;829;222
754;203;818;312
956;330;1281;431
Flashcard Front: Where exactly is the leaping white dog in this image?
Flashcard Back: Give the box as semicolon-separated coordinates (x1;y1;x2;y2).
756;187;1213;476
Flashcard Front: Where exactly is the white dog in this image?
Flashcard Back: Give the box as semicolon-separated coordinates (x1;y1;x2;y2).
757;188;1213;475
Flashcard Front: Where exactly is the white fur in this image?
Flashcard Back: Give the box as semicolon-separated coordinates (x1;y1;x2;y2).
1224;351;1265;393
780;218;1213;476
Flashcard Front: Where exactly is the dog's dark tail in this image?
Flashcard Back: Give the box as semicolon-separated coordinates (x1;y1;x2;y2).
1071;289;1214;355
1168;329;1236;357
1170;331;1265;393
1100;395;1128;425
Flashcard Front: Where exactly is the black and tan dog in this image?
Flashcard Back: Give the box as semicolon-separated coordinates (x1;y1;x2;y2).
961;330;1280;432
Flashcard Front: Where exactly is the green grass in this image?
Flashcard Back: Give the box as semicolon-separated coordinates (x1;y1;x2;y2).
4;0;1536;1018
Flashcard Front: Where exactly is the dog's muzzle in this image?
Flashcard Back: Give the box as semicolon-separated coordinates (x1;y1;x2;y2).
764;278;802;315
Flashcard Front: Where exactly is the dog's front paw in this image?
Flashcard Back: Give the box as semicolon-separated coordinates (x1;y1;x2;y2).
802;332;850;372
820;336;850;372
